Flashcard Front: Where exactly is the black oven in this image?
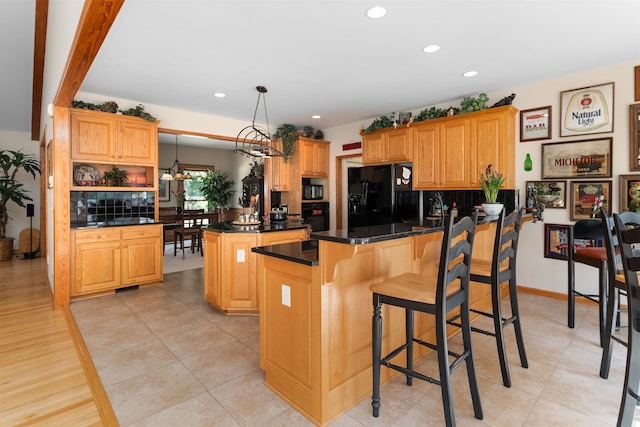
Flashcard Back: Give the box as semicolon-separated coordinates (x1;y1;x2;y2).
301;202;329;232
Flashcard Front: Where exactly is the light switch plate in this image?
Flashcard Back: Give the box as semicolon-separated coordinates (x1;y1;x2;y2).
281;284;291;307
236;249;245;262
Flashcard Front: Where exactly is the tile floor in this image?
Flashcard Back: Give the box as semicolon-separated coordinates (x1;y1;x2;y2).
71;268;639;426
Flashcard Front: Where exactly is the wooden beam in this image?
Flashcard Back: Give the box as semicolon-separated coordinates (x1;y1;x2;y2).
53;0;124;107
31;0;48;141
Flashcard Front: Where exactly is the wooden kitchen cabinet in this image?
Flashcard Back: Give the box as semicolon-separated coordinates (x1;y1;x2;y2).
362;126;412;165
203;227;307;314
470;106;517;188
70;108;158;166
71;225;163;297
299;138;329;177
121;226;163;286
412;106;516;190
71;228;121;296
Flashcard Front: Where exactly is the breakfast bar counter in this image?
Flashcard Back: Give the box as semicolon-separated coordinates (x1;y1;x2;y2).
252;216;519;426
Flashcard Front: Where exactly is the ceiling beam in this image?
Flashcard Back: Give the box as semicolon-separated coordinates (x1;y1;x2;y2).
30;0;48;141
53;0;124;108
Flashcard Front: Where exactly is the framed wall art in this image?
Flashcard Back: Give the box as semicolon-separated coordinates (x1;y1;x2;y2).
544;223;569;260
619;174;640;213
158;178;170;202
525;180;566;208
520;106;551;142
569;180;611;221
630;103;640;171
560;82;614;137
541;138;612;179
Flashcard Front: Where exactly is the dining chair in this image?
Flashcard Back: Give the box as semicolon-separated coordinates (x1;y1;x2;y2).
567;217;608;346
174;209;204;259
599;209;628;379
457;207;528;388
610;212;640;426
370;212;483;427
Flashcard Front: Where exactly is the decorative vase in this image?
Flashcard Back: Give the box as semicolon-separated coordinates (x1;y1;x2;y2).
482;203;503;216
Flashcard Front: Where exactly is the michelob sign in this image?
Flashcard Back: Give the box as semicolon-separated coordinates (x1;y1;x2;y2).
542;138;612;179
560;83;614;137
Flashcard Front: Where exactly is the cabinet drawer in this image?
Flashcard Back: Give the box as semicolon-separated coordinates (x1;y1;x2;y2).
73;229;121;244
122;225;162;240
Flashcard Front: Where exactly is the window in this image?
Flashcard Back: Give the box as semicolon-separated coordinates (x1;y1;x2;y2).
180;164;212;211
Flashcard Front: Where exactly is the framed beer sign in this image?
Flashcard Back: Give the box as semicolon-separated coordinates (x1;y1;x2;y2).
541;138;612;179
560;82;614;137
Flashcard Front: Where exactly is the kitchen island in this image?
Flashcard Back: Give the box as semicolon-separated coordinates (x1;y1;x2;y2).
202;221;309;314
252;217;521;426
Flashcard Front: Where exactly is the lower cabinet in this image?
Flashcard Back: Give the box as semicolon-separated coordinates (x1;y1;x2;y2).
71;225;163;297
203;229;307;314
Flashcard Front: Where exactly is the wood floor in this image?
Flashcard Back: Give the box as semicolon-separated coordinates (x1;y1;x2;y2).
0;257;118;426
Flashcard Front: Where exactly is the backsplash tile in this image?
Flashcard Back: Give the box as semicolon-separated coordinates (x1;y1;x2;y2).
70;191;155;228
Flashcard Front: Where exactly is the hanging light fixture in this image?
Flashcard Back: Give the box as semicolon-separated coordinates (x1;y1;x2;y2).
161;135;192;181
234;86;285;158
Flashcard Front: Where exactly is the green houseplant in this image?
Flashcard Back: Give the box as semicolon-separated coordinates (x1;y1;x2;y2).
199;170;235;220
0;149;41;260
273;124;297;160
103;166;128;186
479;164;505;216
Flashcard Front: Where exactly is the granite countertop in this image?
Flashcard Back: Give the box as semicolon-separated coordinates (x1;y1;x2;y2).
252;239;319;266
310;213;522;245
71;217;159;229
204;220;309;234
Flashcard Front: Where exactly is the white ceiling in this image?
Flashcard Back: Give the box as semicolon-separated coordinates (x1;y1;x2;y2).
2;1;640;144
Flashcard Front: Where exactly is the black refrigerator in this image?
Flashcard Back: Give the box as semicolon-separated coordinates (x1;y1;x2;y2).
347;164;419;228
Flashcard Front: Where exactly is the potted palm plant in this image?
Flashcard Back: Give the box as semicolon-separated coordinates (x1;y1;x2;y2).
0;149;41;260
198;169;235;221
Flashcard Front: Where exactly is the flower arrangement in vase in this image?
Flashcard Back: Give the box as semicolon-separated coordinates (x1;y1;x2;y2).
479;164;505;216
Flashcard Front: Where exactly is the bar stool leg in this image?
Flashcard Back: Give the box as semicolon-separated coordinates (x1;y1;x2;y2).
406;308;414;386
598;259;607;347
436;309;455;427
371;297;382;418
600;283;619;379
461;299;483;421
492;279;511;388
509;277;529;370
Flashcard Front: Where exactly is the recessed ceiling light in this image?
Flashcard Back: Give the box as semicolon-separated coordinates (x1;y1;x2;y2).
312;115;321;119
423;44;440;53
463;71;478;77
366;6;387;19
214;92;226;98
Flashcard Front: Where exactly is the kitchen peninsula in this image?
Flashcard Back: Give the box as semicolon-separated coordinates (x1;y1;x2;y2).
202;221;308;314
252;217;525;426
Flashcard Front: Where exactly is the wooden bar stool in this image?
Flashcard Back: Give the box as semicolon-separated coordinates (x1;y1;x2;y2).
370;212;482;427
462;207;528;388
611;212;640;426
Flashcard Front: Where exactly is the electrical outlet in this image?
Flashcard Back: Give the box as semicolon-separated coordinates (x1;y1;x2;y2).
236;249;245;262
281;284;291;307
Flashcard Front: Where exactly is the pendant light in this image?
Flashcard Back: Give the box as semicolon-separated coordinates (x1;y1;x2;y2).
234;86;285;158
161;135;192;181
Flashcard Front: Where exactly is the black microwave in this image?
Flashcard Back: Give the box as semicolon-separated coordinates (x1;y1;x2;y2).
303;184;324;200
